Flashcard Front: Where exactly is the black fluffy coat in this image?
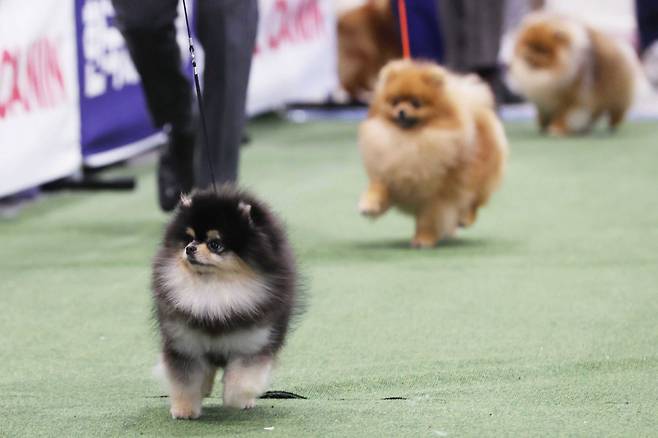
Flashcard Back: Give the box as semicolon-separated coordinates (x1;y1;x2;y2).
152;186;298;368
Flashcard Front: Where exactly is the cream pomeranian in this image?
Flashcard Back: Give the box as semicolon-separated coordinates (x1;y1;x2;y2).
358;60;508;248
508;12;636;135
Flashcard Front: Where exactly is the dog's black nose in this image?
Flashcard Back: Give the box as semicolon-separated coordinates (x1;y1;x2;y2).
186;245;197;255
398;110;406;120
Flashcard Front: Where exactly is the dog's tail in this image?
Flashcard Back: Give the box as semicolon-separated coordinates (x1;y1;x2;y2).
457;74;496;110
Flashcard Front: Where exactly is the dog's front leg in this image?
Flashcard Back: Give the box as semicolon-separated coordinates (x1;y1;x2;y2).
412;201;441;248
163;350;205;420
358;180;390;217
222;355;273;410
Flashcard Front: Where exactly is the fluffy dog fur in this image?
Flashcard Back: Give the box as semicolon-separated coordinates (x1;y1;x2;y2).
508;12;636;135
337;0;401;101
152;187;298;419
358;60;508;248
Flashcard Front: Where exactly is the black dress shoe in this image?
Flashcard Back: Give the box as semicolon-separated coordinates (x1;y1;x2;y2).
157;129;195;212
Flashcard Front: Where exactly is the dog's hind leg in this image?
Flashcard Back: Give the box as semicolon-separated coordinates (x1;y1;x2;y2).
459;203;479;228
537;108;551;133
201;367;217;397
608;107;627;131
223;355;273;410
438;203;460;240
412;201;442;248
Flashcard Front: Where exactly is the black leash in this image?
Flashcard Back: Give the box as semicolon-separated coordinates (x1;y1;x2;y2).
181;0;217;190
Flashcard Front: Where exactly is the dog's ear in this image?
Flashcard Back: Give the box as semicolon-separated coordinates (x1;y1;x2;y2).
377;59;409;85
369;0;389;15
238;201;254;225
423;66;445;88
553;30;569;44
180;193;192;207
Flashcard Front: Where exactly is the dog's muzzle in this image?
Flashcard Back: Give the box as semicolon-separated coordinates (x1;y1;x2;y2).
185;244;204;265
395;110;419;129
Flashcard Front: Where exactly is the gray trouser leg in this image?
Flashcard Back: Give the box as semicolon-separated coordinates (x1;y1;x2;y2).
111;0;192;130
111;0;179;30
437;0;504;71
463;0;504;69
195;0;259;187
437;0;464;71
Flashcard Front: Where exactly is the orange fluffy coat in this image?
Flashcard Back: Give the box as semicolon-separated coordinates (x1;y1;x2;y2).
509;12;636;135
358;60;508;248
337;0;401;101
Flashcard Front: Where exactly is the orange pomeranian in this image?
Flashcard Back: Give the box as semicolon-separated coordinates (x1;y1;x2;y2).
358;60;508;248
337;0;401;101
509;12;636;135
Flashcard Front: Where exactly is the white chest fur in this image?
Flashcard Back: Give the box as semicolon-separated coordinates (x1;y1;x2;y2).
160;259;268;321
163;320;272;359
359;118;474;196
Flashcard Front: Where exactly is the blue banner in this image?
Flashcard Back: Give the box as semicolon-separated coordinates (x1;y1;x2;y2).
75;0;161;167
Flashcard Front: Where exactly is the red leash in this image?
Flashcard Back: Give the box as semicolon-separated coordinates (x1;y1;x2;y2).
397;0;411;59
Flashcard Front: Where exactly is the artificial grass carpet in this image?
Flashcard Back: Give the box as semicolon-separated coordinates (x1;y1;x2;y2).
1;120;657;437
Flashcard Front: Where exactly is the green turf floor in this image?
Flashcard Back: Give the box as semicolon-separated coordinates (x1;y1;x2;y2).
1;119;657;437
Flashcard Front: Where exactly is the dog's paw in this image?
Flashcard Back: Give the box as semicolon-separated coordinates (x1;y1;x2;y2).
445;227;459;239
411;236;438;249
547;123;567;137
170;403;201;420
358;195;384;218
223;392;257;410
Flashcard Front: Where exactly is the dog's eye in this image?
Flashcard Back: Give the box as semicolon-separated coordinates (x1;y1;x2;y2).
410;98;422;108
207;239;224;253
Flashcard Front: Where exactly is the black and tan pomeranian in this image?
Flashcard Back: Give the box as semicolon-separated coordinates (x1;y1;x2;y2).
152;186;298;419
